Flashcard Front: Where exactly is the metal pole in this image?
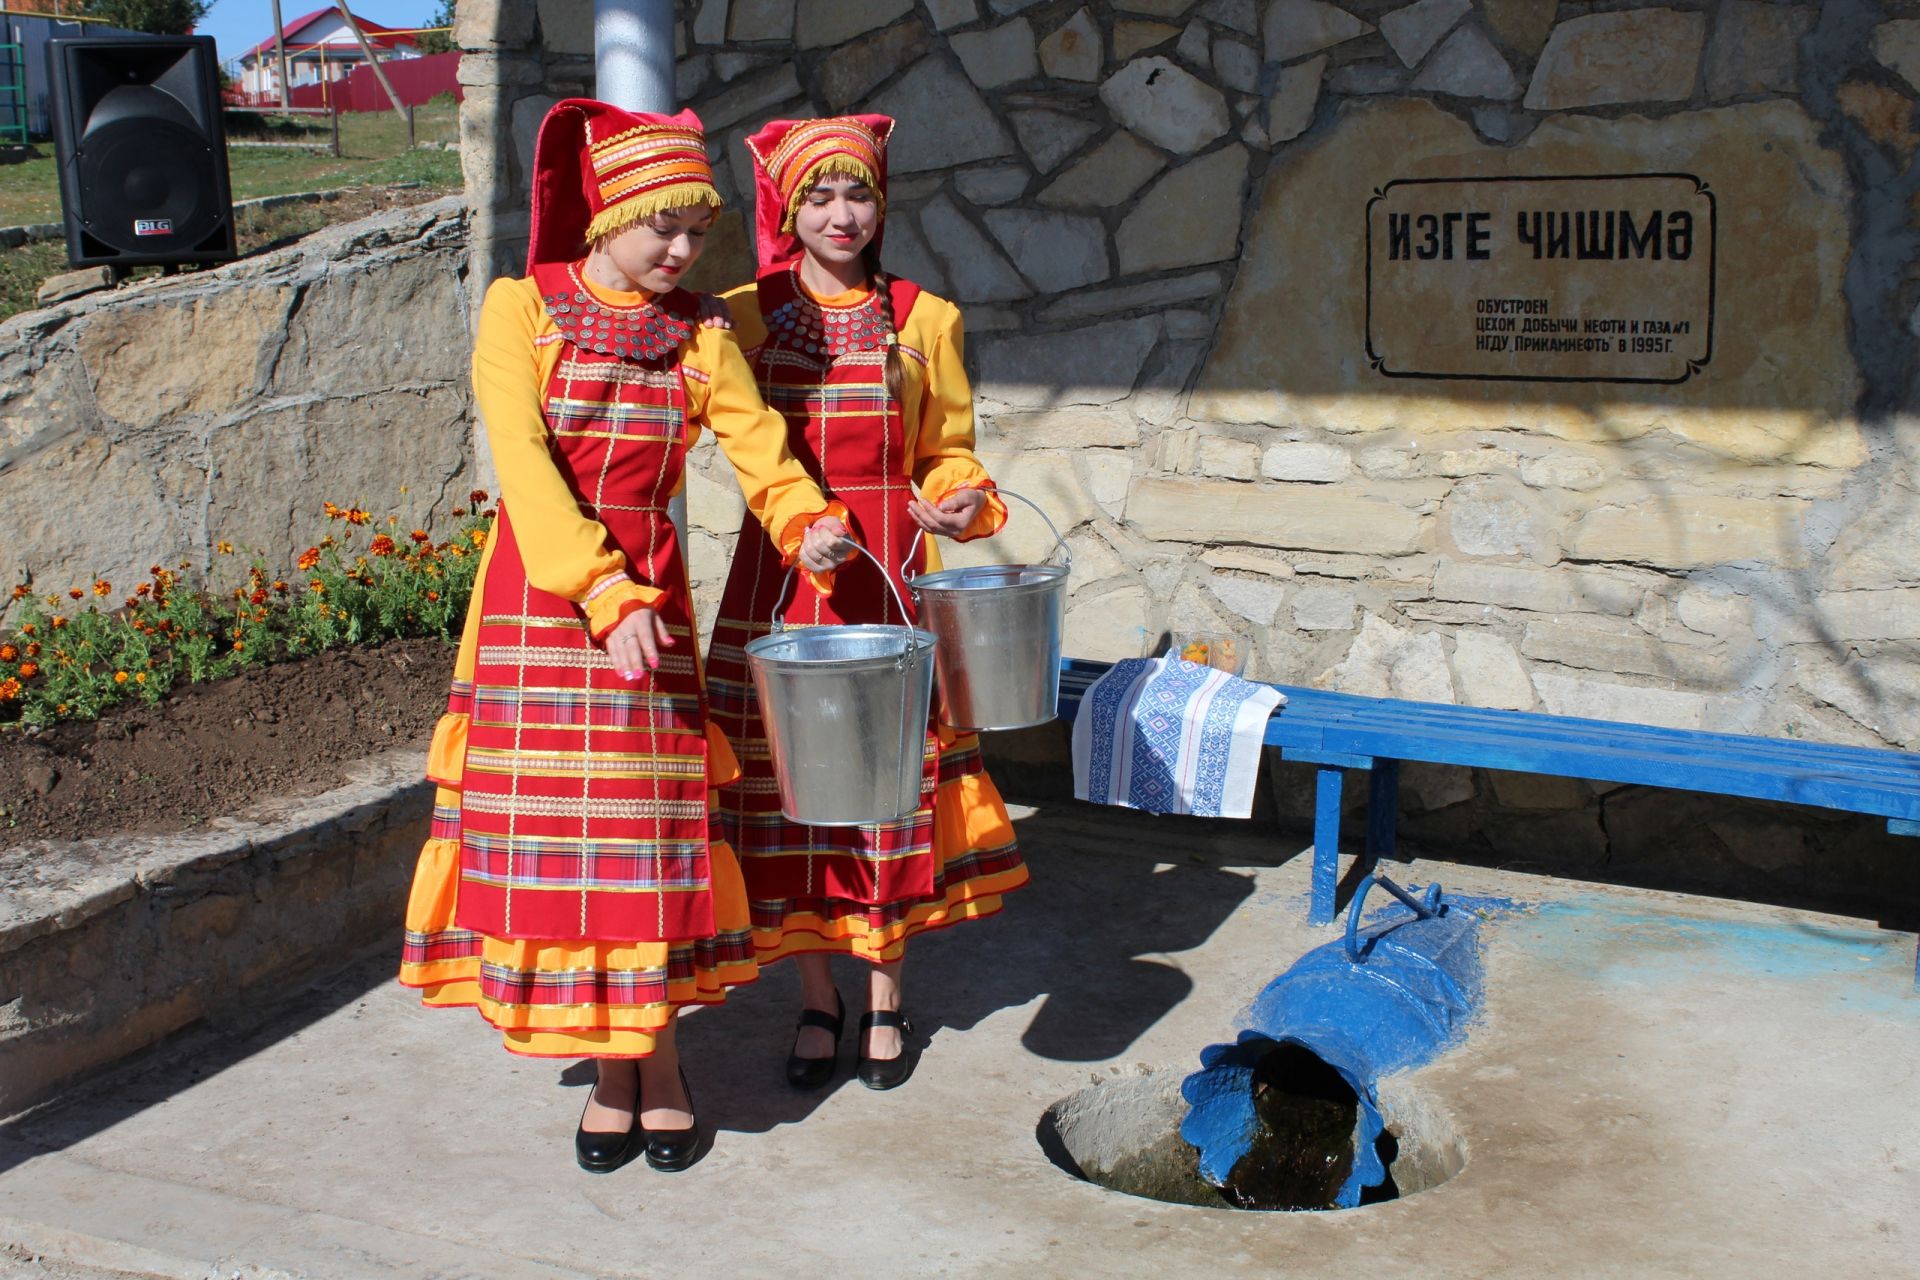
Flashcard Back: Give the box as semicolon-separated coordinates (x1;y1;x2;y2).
594;0;682;536
270;0;291;112
594;0;675;114
334;2;411;130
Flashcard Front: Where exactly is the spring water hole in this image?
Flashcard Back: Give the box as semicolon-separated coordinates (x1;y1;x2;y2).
1038;1050;1466;1212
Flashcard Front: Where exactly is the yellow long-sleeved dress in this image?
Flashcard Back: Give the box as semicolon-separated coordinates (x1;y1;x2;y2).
399;268;840;1058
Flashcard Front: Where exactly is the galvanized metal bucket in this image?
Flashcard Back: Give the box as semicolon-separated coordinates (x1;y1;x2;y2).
909;489;1071;732
744;542;936;826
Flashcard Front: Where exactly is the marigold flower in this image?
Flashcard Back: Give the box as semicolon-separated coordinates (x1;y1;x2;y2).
123;598;138;610
135;671;149;684
272;580;289;595
452;506;467;517
24;643;39;658
469;489;490;505
9;584;26;600
67;588;83;600
19;624;35;635
334;607;347;621
469;529;488;548
448;545;467;559
324;502;345;521
410;529;430;544
309;579;327;595
113;670;129;684
0;644;14;662
232;641;245;653
346;507;371;526
51;616;67;629
297;547;322;571
369;534;396;557
426;590;440;602
149;564;164;577
92;579;111;596
18;661;37;678
55;702;67;715
135;583;152;597
0;677;20;701
250;589;268;605
215;541;233;555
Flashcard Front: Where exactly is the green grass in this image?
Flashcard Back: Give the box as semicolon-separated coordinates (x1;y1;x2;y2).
0;96;461;225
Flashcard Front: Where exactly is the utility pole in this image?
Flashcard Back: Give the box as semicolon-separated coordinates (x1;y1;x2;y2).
333;2;412;134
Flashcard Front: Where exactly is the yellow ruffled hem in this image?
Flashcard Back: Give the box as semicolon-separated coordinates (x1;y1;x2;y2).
748;769;1029;964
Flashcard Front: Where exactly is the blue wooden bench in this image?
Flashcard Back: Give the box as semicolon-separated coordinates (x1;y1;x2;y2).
1056;658;1920;981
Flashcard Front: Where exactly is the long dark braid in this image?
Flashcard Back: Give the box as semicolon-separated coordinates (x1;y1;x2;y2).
862;245;907;405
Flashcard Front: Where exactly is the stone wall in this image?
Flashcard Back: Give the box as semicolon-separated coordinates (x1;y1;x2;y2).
457;2;1920;763
0;199;477;603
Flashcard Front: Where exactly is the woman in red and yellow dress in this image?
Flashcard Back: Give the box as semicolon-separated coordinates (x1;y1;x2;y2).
703;115;1029;1092
398;99;851;1174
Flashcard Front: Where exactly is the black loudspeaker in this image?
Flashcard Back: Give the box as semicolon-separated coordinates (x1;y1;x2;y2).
47;36;235;269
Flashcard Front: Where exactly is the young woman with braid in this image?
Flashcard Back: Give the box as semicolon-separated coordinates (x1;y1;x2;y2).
703;115;1028;1091
397;99;852;1173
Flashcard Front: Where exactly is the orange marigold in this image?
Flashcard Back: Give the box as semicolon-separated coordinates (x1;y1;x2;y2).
297;547;322;571
346;507;371;526
232;641;245;653
91;579;110;596
309;579;327;595
24;642;39;657
19;624;35;635
215;541;233;555
249;589;268;605
135;582;152;597
113;670;129;685
9;584;26;600
425;590;440;602
0;678;20;702
369;534;396;557
0;644;14;661
18;661;37;678
324;502;345;521
410;529;430;544
67;588;83;600
135;671;148;684
50;616;66;629
272;580;289;595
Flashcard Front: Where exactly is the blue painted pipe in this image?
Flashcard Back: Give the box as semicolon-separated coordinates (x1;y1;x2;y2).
1181;882;1501;1208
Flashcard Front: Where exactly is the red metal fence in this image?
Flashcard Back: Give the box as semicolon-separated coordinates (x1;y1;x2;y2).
226;50;460;113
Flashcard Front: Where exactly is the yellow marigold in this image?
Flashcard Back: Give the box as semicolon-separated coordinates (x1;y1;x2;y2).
134;671;148;684
0;644;14;661
50;616;66;629
369;534;396;557
309;579;327;595
113;670;129;684
19;661;38;678
469;528;488;548
297;547;322;571
324;502;345;520
0;677;20;701
215;541;233;555
91;579;111;596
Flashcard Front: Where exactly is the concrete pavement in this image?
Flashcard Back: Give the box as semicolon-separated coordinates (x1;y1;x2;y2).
2;803;1915;1278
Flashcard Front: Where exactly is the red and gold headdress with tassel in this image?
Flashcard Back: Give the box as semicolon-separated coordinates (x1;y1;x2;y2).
744;115;893;271
526;98;722;272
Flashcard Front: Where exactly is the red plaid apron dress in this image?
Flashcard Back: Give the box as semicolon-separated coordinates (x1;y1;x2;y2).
704;271;1026;959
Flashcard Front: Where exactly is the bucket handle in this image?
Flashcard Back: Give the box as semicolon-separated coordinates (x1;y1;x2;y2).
769;536;919;638
901;486;1073;582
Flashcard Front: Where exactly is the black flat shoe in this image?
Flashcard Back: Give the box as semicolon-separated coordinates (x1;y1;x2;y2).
785;990;845;1090
642;1067;701;1173
856;1009;915;1091
574;1088;640;1173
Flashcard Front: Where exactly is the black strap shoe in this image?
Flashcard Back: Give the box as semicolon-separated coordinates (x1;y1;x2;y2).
785;990;845;1090
856;1009;916;1091
642;1067;702;1173
574;1088;640;1173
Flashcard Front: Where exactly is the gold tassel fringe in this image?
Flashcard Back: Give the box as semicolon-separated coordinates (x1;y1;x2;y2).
585;184;725;245
780;159;886;233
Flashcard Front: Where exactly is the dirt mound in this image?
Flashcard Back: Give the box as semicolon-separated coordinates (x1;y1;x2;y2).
1;638;454;845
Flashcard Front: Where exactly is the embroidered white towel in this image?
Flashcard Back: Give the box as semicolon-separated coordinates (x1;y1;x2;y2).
1071;658;1285;819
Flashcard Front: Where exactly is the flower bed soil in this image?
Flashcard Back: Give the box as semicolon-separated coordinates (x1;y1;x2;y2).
0;638;453;846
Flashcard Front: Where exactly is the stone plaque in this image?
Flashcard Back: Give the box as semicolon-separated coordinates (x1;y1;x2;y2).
1365;174;1716;384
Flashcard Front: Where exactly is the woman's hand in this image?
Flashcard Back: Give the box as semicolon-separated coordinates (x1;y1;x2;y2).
798;515;855;573
605;606;674;678
907;488;987;538
695;293;734;330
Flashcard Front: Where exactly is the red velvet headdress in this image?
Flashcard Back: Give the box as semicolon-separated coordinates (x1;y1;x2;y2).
743;115;893;271
526;98;722;272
